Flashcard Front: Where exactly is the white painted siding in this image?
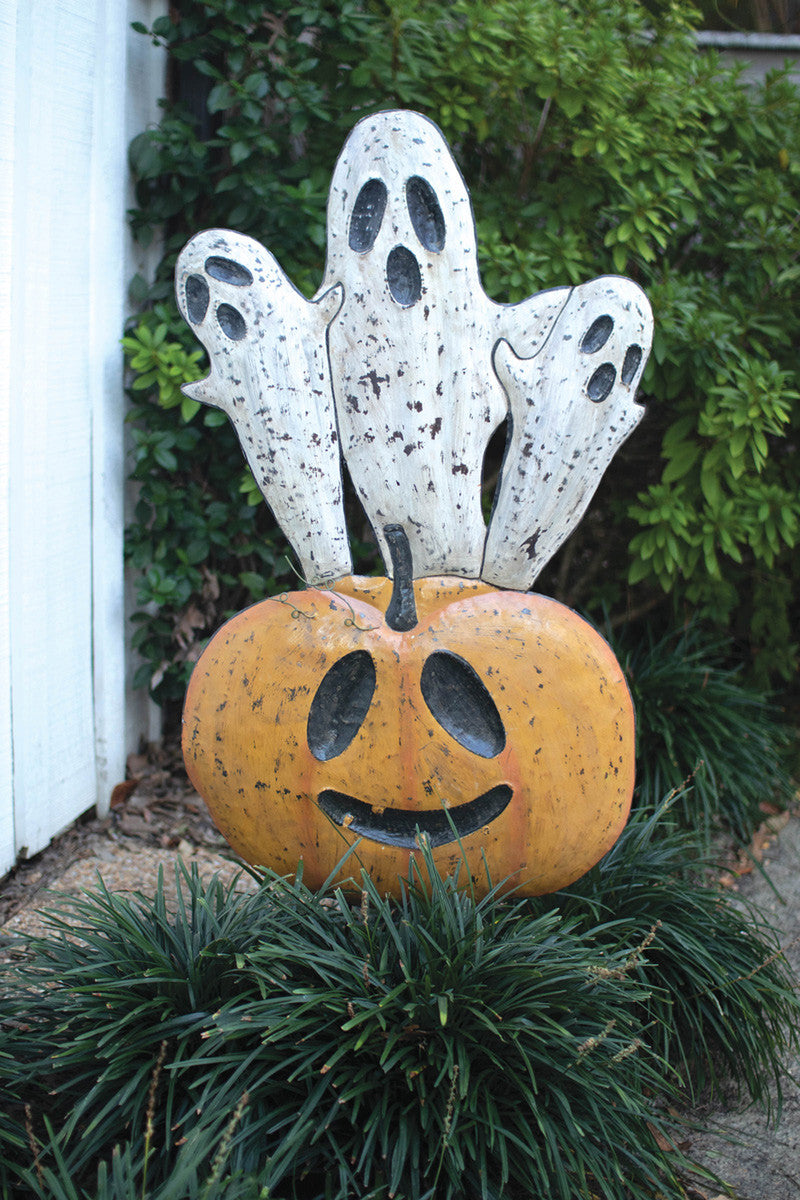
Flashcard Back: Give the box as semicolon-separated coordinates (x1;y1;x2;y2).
0;0;15;873
0;0;166;873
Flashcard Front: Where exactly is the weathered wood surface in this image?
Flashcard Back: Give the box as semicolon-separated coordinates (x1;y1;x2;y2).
177;109;651;588
482;277;651;590
319;110;569;579
175;230;352;586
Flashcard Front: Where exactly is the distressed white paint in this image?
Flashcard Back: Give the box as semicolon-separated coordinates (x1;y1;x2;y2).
0;0;164;873
0;0;15;873
483;277;652;590
177;110;651;595
319;110;569;578
176;229;352;586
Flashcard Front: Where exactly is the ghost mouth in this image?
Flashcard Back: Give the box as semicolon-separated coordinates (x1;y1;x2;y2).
386;245;422;307
317;785;512;848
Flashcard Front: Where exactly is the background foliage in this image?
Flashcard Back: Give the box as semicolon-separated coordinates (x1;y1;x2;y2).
125;0;800;709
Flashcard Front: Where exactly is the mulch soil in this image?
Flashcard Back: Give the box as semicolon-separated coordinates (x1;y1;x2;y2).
0;740;227;927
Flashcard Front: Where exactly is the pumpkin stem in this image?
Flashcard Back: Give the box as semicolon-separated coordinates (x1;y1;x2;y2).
384;525;418;631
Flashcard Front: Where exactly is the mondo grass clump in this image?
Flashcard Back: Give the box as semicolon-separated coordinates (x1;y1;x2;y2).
1;819;797;1200
607;620;795;844
545;795;800;1111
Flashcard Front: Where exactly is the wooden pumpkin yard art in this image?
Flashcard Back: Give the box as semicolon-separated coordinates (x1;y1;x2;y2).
176;110;653;899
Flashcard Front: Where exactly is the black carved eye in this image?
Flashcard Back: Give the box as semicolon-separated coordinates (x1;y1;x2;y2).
307;651;376;761
185;275;209;324
587;363;617;403
217;303;246;341
205;256;254;286
420;652;505;758
621;344;643;384
581;315;613;353
349;179;388;252
406;176;445;252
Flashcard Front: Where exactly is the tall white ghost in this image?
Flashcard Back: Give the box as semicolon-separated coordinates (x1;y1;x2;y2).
318;110;570;579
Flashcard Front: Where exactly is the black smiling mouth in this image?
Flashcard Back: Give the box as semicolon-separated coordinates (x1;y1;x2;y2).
317;785;512;848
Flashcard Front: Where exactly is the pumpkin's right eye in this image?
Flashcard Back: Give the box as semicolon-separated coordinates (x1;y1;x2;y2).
307;651;376;761
420;651;506;759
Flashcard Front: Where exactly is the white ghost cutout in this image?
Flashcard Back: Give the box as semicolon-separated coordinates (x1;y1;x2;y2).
482;277;653;590
175;110;653;591
318;109;570;579
175;229;351;585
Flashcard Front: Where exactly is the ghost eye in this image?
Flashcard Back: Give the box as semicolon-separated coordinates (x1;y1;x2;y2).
406;176;445;253
349;179;388;252
587;363;617;403
581;315;613;353
307;651;376;761
205;256;254;286
421;652;505;758
621;345;643;384
185;275;209;324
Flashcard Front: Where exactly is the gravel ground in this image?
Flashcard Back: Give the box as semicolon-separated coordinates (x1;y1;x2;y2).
0;741;247;952
1;743;799;1198
679;812;800;1199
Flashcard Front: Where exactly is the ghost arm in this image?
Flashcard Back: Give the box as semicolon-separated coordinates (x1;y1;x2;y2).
175;230;351;586
493;285;572;360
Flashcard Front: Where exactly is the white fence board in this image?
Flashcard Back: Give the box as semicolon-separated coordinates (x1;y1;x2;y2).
0;0;166;871
124;1;169;756
9;0;98;857
0;1;15;874
90;0;129;818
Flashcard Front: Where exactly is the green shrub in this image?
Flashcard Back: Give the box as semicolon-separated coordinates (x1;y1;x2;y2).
603;618;795;842
548;797;800;1107
2;824;798;1200
124;0;800;706
0;861;675;1200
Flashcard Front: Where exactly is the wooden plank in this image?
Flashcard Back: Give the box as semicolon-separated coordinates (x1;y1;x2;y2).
89;0;130;814
8;0;104;856
176;229;353;585
0;0;16;874
319;111;568;580
124;0;168;754
482;276;652;590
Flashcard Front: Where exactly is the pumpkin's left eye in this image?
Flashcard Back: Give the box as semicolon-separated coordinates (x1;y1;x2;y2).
307;651;376;761
421;652;506;758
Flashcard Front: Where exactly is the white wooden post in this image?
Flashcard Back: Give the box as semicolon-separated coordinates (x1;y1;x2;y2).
0;0;166;873
0;0;14;873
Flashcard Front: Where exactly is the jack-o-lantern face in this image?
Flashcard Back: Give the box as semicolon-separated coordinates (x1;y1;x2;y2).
182;572;634;898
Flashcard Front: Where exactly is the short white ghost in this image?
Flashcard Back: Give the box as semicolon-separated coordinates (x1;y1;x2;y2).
175;229;350;586
483;277;653;590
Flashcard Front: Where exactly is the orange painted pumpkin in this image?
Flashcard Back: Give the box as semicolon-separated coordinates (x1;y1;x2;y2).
182;560;634;898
